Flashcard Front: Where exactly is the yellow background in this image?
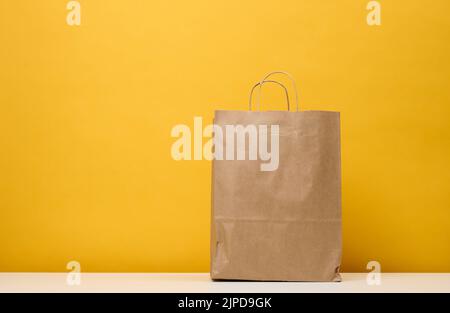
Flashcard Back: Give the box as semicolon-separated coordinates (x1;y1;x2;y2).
1;0;449;272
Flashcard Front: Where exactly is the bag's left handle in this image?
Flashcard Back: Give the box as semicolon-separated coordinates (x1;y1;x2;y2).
248;80;290;111
257;71;299;111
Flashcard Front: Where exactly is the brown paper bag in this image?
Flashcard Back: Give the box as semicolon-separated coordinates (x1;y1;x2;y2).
210;72;342;281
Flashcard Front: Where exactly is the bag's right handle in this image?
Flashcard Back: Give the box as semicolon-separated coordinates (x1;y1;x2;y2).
257;71;299;111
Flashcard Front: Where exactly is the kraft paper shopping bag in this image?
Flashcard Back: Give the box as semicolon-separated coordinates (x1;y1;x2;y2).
210;71;342;281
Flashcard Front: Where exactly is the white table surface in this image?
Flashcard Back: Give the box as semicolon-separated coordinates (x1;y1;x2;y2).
0;273;449;293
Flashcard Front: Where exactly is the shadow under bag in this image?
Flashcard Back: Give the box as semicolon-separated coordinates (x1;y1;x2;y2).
211;71;342;281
